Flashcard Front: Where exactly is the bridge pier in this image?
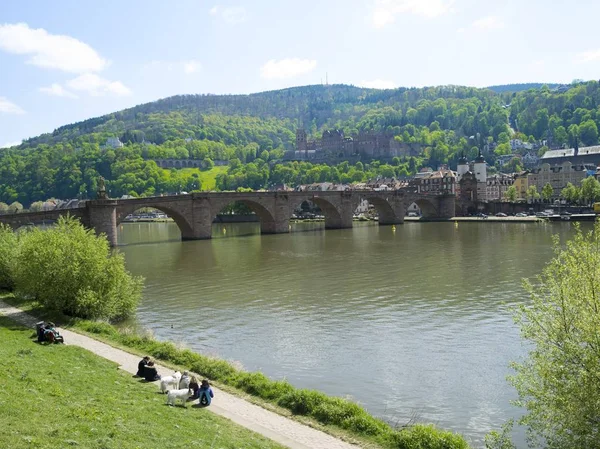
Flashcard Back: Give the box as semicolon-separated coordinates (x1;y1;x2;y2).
261;193;292;234
184;197;213;240
88;200;118;247
438;195;456;219
379;194;405;225
324;192;354;230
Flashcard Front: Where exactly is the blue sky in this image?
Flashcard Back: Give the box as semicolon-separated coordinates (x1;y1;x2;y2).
2;0;600;146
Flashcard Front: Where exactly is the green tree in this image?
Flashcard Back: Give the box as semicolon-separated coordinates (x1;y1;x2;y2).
579;119;599;146
12;216;143;321
561;182;580;204
0;224;17;289
580;176;600;205
9;201;23;213
29;201;44;212
527;185;540;202
541;183;553;202
510;223;600;448
504;185;517;202
202;157;214;170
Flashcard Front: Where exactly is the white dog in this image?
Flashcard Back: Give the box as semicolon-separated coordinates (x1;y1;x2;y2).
166;388;191;407
160;371;182;393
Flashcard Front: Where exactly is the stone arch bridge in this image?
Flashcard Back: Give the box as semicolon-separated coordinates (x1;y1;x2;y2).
0;191;455;246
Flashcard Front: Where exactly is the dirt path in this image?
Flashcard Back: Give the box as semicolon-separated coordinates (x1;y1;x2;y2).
0;300;360;449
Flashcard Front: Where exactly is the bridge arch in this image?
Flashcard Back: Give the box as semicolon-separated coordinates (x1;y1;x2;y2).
116;203;195;241
411;198;439;218
211;198;279;235
290;196;344;229
354;194;402;224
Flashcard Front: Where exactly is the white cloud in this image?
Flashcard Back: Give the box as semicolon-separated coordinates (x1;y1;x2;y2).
371;0;454;28
66;73;131;96
575;49;600;63
145;59;202;74
210;6;247;24
359;79;397;89
1;141;21;148
39;83;78;98
260;58;317;79
471;15;504;30
459;15;505;33
0;97;25;114
0;23;107;73
183;60;202;74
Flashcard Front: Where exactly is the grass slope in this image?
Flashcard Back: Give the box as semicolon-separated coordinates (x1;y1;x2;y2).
178;166;228;191
0;316;284;449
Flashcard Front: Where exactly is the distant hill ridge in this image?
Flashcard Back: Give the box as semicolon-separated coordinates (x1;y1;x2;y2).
486;83;561;93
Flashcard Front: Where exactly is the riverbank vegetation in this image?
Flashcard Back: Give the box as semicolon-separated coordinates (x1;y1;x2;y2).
1;291;470;449
507;221;600;449
0;217;141;320
0;315;286;449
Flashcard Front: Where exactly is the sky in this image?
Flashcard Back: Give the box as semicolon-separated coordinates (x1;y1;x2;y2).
2;0;600;146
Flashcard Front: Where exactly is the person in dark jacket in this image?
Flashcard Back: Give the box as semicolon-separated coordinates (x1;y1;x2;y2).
188;376;200;400
198;379;214;406
143;360;161;381
136;356;150;377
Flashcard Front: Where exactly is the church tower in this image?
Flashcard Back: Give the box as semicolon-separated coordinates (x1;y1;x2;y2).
457;152;469;182
474;149;487;183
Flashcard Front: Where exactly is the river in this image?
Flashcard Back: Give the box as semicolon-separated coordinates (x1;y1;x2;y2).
118;220;585;448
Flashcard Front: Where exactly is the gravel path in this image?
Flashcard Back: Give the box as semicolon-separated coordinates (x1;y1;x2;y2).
0;300;360;449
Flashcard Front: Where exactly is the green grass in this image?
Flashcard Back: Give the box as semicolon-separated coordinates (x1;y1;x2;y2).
1;293;471;449
178;166;228;191
0;315;286;449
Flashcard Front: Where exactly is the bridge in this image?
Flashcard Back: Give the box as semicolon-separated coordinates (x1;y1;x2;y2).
0;190;455;246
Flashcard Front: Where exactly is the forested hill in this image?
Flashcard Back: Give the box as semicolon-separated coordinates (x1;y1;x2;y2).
486;83;561;93
23;84;498;148
2;80;600;207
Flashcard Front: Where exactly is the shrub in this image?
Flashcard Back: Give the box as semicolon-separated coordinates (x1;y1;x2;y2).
341;414;388;436
12;216;143;321
0;224;17;289
388;424;470;449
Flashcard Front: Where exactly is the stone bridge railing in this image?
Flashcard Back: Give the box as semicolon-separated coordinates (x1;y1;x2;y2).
0;190;455;246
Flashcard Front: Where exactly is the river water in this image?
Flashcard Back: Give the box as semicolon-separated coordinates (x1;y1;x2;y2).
118;221;585;448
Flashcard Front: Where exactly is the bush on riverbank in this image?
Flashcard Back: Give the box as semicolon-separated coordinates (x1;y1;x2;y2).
70;319;469;449
0;224;17;290
0;217;142;320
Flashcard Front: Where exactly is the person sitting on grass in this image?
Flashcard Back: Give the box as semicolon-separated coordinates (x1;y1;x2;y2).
43;322;64;344
198;379;214;406
179;371;191;389
188;376;200;400
143;360;161;382
136;356;150;377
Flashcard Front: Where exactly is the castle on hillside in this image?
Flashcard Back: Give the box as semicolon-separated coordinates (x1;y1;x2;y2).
285;129;421;161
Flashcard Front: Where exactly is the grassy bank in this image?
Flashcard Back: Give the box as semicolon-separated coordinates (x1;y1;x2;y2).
179;166;228;191
0;315;285;449
1;293;470;449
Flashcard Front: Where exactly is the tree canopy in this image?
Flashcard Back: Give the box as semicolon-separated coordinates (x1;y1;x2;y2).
510;222;600;448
